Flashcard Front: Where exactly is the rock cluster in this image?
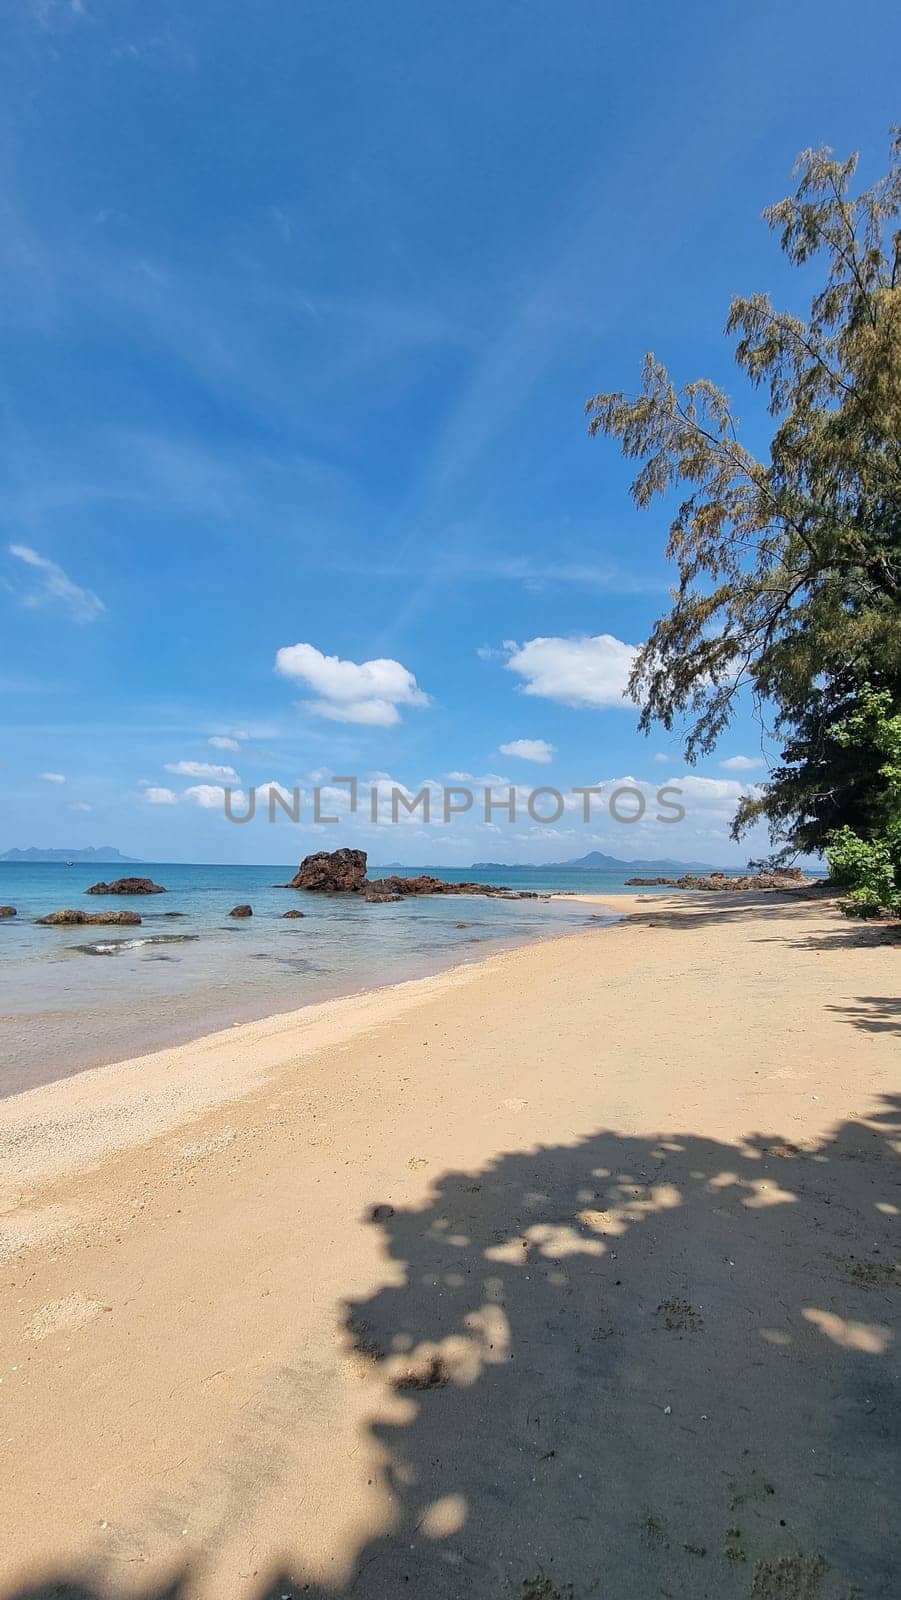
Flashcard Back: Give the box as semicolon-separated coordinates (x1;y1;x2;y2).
37;909;142;926
86;877;166;895
362;873;525;901
0;906;16;918
626;868;810;892
279;848;539;903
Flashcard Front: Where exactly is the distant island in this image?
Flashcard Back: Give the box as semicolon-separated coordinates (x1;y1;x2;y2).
0;846;143;864
470;850;721;872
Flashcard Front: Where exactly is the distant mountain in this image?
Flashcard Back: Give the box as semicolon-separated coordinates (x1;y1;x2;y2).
471;850;720;872
0;845;143;864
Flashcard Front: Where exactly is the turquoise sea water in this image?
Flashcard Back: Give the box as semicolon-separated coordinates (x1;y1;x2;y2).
0;861;663;1097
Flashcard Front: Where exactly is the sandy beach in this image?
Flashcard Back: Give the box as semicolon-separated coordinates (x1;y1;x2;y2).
0;891;898;1600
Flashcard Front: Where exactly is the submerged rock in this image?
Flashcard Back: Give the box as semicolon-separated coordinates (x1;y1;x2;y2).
282;909;305;918
85;877;166;895
229;904;253;917
37;909;142;926
0;905;16;918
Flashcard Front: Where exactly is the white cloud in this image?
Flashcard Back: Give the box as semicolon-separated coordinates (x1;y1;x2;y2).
183;783;244;810
499;739;556;764
208;735;240;752
9;543;105;623
503;634;638;710
68;800;93;812
275;642;429;727
164;759;240;781
144;786;178;805
653;752;670;765
720;754;766;772
39;770;66;784
255;780;295;808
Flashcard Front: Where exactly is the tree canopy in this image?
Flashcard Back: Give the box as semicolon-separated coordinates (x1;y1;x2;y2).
587;131;901;864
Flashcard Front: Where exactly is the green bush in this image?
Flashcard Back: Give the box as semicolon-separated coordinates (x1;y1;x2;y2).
825;686;901;918
827;822;901;917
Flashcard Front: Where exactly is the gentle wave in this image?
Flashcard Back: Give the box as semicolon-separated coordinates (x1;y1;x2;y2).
74;934;200;956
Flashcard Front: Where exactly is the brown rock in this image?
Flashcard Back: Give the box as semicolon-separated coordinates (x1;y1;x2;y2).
283;849;368;893
676;869;812;892
280;848;512;901
37;909;142;926
626;877;676;886
85;877;166;895
229;904;253;917
282;909;305;918
363;874;511;900
363;885;405;903
0;906;16;918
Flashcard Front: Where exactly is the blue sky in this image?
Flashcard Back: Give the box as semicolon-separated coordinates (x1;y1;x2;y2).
1;0;897;865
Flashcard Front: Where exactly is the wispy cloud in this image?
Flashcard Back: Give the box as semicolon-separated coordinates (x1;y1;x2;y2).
39;770;66;783
164;760;240;781
27;0;86;37
8;543;105;623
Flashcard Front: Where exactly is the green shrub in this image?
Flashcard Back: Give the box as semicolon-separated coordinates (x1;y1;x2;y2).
825;686;901;918
827;822;901;917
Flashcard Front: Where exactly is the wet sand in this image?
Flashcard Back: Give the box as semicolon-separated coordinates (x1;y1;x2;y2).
0;892;898;1599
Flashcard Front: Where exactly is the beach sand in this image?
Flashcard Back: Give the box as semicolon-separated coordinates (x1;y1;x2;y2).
0;892;898;1599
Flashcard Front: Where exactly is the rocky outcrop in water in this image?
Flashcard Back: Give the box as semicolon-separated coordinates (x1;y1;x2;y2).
229;904;253;917
364;873;510;899
0;906;16;918
281;847;538;903
282;909;305;918
37;909;142;926
86;877;166;895
283;849;368;893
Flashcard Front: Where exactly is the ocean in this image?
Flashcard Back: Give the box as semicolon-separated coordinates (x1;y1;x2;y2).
0;860;672;1097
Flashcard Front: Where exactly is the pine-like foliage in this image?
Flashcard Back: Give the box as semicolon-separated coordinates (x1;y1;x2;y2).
587;132;901;856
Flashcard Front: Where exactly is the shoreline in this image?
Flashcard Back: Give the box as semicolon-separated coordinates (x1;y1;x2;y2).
0;890;611;1102
1;889;897;1599
0;916;615;1212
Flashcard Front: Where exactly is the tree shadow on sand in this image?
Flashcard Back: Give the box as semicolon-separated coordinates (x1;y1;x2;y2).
622;890;900;953
7;1101;900;1600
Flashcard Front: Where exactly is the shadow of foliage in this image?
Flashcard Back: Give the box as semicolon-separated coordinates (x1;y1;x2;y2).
6;1102;900;1600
